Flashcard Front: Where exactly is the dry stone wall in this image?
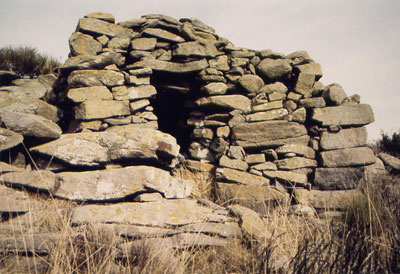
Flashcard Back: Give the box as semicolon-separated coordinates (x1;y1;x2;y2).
56;12;377;193
0;12;388;271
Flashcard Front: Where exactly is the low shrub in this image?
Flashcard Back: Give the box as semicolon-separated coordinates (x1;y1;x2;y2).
0;46;61;78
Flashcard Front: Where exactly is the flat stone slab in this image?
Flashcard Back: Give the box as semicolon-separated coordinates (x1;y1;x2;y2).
311;104;374;127
262;170;308;186
0;233;60;255
0;111;62;139
0;98;59;122
0;185;42;214
142;28;185;43
118;233;228;254
68;69;125;88
294;188;364;210
314;167;366;190
130;58;208;73
275;144;315;159
67;86;113;103
275;157;317;170
75;100;130;120
216;167;270;186
77;17;133;38
232;121;307;149
195;95;251;113
0;128;23;151
56;166;193;201
228;205;270;240
378;152;400;171
320;127;368;150
0;170;57;193
0;162;23;173
217;183;288;214
30;127;180;167
319;147;376;167
71;200;231;227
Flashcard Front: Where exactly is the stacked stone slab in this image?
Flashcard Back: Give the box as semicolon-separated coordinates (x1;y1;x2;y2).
52;12;378;206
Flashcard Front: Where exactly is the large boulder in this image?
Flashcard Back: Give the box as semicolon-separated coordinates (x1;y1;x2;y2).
320;127;368;150
130;58;209;73
319;147;376;167
257;58;292;80
0;128;23;151
69;32;103;56
71;199;231;226
311;104;374;127
231;121;307;149
67;69;125;88
0;111;61;139
195;95;251;113
77;17;133;38
56;166;193;201
314;167;366;190
30;127;180;167
0;98;59;122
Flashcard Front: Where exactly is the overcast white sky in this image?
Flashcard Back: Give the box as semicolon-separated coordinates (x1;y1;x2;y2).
0;0;399;141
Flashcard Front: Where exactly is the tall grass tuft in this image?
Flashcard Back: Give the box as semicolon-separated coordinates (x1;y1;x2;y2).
0;45;61;78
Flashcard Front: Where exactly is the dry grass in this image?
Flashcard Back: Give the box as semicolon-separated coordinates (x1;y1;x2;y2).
1;171;399;273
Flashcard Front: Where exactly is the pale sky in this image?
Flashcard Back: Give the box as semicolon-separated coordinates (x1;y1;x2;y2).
0;0;399;141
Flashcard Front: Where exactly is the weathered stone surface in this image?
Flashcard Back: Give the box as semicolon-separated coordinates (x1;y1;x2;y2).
319;147;376;167
260;82;288;94
0;98;59;122
0;111;61;139
30;127;180;167
108;36;131;49
322;83;347;106
85;12;115;23
262;170;308;186
216;167;270;186
195;95;251;113
0;128;23;151
69;32;103;56
0;170;57;193
0;233;59;255
67;86;113;103
238;75;264;93
201;82;227;95
245;154;265;164
77;17;133;38
219;155;248;171
71;199;230;226
130;58;209;73
299;97;326;108
378;152;400;172
320;127;368;150
257;58;292;80
291;107;306;123
173;41;220;58
314;167;366;190
181;222;242;238
112;85;157;100
56;166;193;201
295;62;322;80
268;91;286;101
130;99;150;113
0;161;23;173
130;37;157;51
61;52;125;71
143;28;185;43
275;157;317;171
295;73;315;98
252;100;283;112
0;185;42;213
75;100;130;120
68;69;125;88
251;162;277;171
294;188;364;210
1;79;51;101
118;233;228;252
0;255;49;274
217;183;288;214
232;121;307;149
275;144;315;159
245;108;288;122
228;205;269;239
311;104;374;127
209;55;230;71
